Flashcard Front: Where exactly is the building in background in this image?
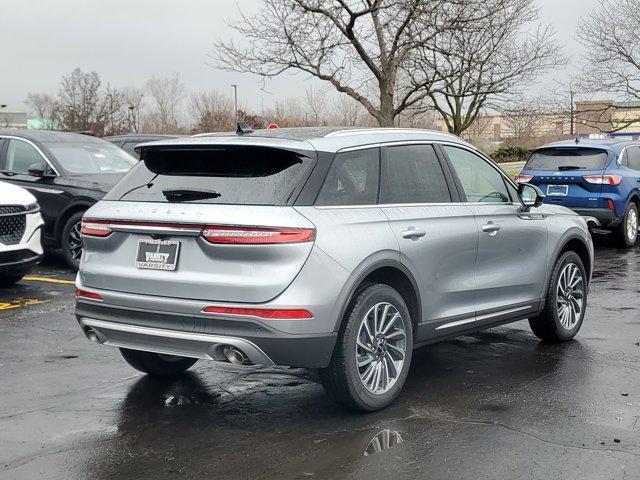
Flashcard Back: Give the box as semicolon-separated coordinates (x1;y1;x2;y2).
0;106;28;129
575;100;640;139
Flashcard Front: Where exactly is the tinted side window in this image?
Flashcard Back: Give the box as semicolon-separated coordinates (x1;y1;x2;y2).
316;148;380;206
6;139;44;173
626;147;640;171
444;146;510;203
381;145;451;204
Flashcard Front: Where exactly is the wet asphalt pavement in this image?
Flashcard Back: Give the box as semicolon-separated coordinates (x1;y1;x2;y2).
1;241;639;480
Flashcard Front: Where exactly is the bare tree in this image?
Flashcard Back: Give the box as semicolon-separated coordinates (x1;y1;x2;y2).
304;86;327;125
190;90;234;133
25;92;59;129
143;74;186;133
329;95;366;126
577;0;640;102
424;0;562;135
576;0;640;131
54;68;128;136
121;87;145;133
215;0;503;127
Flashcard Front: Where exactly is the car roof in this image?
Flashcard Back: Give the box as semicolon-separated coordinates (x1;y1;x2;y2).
0;128;107;145
536;138;640;153
104;133;184;141
137;127;472;154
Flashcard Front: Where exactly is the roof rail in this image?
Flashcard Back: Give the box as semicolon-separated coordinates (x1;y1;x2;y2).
324;128;457;139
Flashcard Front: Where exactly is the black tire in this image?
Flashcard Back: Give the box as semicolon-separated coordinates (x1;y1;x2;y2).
616;201;638;248
529;251;587;342
61;211;85;271
320;283;414;411
0;274;24;287
119;348;198;377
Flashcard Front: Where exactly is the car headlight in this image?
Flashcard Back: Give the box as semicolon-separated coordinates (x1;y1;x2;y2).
25;202;40;213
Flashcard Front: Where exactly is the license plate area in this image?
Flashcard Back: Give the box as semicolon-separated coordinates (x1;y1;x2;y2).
547;184;568;196
136;239;180;271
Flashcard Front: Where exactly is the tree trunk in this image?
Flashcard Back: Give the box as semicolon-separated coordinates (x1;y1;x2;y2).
377;89;395;127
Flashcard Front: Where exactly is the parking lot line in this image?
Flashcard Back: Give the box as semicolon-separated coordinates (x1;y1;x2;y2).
23;276;76;286
0;298;43;310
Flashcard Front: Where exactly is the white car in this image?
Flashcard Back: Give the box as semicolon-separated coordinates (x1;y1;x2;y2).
0;181;44;286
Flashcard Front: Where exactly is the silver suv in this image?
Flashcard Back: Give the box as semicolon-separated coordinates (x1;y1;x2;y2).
75;128;593;411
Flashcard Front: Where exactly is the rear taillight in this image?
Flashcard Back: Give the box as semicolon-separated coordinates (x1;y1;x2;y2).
202;226;315;245
202;306;314;319
583;174;623;186
75;289;103;301
81;220;112;237
514;173;534;183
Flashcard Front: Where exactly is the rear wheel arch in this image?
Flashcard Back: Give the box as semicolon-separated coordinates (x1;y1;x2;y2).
336;260;421;334
54;202;93;245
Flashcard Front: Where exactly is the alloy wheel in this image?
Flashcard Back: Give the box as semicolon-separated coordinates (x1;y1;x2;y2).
356;302;407;395
626;207;638;243
68;220;83;260
556;263;585;330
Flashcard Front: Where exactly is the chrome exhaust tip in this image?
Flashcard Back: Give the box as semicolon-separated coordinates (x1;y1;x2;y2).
85;328;101;344
222;346;251;365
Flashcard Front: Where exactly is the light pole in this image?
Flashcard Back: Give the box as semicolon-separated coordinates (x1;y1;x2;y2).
231;85;238;123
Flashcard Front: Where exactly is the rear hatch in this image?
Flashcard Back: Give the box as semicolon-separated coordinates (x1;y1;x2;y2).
79;141;318;303
521;147;612;208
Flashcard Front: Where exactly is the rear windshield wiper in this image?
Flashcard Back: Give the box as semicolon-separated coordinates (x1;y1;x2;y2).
162;188;222;202
558;165;584;171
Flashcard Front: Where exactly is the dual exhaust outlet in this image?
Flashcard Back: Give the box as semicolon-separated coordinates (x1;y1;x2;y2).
83;327;252;366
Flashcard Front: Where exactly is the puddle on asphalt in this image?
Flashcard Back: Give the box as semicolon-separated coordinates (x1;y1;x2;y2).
363;429;404;457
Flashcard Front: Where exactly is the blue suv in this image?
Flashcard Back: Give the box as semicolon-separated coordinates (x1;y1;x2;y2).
516;139;640;247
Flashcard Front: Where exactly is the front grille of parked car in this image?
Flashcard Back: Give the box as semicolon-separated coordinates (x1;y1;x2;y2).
0;205;26;215
0;214;26;245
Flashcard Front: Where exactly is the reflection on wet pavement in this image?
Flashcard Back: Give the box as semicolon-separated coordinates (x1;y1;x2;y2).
1;239;639;479
363;430;404;456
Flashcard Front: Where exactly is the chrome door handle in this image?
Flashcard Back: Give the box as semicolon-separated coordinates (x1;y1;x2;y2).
481;222;501;235
401;227;427;239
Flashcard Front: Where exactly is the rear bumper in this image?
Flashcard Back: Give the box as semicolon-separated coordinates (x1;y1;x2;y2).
75;300;337;368
572;208;621;229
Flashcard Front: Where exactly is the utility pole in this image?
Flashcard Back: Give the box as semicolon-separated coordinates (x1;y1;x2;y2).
569;89;575;136
231;84;238;123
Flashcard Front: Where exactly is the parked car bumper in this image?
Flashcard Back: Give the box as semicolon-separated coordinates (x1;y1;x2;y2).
571;208;621;229
75;299;337;369
0;226;44;276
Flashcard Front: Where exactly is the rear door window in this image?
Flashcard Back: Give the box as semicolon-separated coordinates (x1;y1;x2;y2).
105;146;315;205
625;147;640;171
381;144;451;204
315;148;380;206
526;148;610;171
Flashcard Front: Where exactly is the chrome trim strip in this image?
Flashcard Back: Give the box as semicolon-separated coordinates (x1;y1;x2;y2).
109;224;203;236
314;201;517;210
80;318;274;365
0;135;61;176
435;305;533;330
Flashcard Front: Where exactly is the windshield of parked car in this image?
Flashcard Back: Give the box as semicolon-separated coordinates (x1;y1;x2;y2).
47;142;137;174
525;147;610;171
104;146;314;205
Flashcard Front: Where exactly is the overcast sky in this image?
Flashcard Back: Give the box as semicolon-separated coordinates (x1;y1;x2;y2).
2;0;599;112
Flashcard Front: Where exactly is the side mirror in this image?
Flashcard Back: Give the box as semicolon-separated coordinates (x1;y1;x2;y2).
518;183;545;210
27;163;46;177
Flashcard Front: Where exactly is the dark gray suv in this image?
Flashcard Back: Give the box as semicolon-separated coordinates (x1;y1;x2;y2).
75;127;593;411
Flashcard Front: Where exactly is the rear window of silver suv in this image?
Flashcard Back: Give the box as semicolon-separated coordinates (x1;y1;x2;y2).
104;146;315;205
